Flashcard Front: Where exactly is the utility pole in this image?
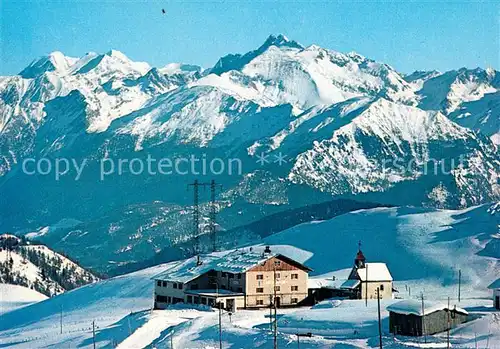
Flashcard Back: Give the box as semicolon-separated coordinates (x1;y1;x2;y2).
365;263;369;306
458;269;461;303
447;297;450;349
218;301;222;349
420;293;427;343
273;265;278;349
60;304;63;334
92;320;96;349
269;295;273;331
377;288;383;349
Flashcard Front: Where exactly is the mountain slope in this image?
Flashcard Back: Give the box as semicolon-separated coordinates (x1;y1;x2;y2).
288;98;498;206
0;235;98;296
411;67;500;143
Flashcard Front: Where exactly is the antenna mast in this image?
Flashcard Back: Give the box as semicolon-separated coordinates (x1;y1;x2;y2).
188;179;222;255
210;180;222;252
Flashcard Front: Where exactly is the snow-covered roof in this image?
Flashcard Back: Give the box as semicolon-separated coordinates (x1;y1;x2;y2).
357;263;393;281
308;278;343;290
214;251;277;274
153;250;310;283
152;254;221;283
340;279;360;290
387;300;468;316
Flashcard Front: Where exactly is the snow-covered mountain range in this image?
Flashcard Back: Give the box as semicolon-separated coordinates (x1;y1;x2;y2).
0;34;498;272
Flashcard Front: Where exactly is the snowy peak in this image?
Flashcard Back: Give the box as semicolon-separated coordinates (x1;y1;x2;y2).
76;50;150;79
260;34;304;51
19;51;77;78
105;49;131;61
210;34;304;75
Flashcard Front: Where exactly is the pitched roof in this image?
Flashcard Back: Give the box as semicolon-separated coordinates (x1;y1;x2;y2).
152;254;221;283
387;300;468;316
356;263;393;281
152;250;311;283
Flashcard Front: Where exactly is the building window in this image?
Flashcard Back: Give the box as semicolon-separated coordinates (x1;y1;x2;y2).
256;274;264;280
256;299;264;305
167;296;171;303
291;273;298;279
178;283;183;290
380;284;384;291
221;272;227;277
237;273;242;279
201;297;207;305
228;273;234;279
274;261;281;266
187;295;192;303
256;288;264;293
275;273;281;279
173;283;178;289
291;286;298;292
162;281;167;287
156;295;168;302
157;281;162;287
275;286;280;292
291;298;298;304
237;287;243;293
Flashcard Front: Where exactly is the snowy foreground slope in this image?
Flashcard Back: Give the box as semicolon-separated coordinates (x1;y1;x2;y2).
0;204;498;348
0;284;47;314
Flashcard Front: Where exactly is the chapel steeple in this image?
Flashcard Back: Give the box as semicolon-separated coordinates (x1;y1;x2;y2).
354;240;366;269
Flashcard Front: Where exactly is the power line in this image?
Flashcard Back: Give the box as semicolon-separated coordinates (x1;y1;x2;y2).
187;180;222;255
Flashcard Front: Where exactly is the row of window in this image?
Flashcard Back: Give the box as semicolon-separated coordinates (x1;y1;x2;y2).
156;281;183;289
255;298;298;305
256;273;299;280
156;295;183;304
256;285;299;293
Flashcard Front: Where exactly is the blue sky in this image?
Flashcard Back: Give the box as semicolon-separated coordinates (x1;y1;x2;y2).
1;1;498;75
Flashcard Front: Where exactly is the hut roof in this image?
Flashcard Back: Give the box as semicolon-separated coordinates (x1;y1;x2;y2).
387;300;468;316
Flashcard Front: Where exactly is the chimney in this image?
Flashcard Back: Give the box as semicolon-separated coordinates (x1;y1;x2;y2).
196;255;203;266
264;245;271;254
